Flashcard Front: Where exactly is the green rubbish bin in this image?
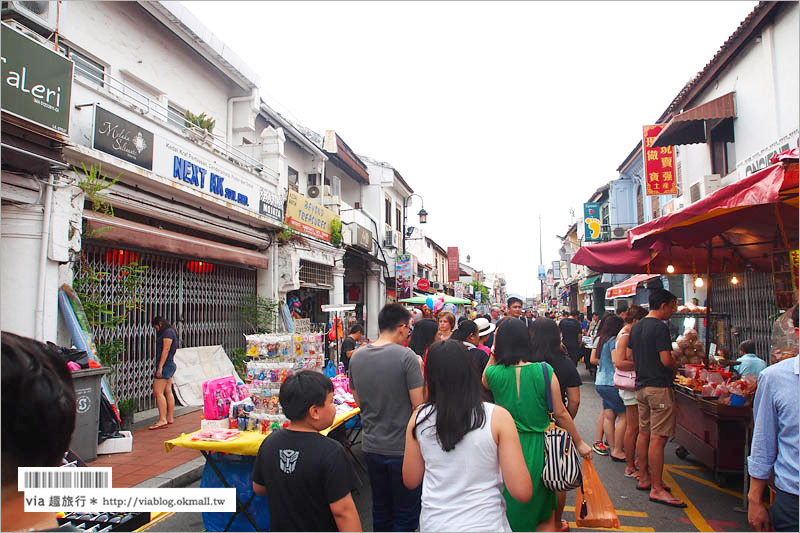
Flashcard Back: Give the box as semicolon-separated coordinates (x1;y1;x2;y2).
69;367;110;462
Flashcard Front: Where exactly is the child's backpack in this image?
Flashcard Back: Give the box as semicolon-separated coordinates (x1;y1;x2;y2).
202;376;238;420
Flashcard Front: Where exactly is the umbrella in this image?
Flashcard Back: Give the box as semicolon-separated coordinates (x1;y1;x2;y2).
399;293;471;305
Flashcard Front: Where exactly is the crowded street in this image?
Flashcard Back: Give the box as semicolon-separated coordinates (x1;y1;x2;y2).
2;1;798;532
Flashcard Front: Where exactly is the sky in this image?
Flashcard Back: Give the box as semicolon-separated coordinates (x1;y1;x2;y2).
182;0;758;298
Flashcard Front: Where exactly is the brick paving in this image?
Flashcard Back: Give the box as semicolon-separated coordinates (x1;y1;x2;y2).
88;410;203;488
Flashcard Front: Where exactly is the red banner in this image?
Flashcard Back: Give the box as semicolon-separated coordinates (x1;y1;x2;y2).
643;125;677;195
447;247;459;283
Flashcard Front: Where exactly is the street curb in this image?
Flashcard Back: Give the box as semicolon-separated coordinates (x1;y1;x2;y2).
133;457;205;488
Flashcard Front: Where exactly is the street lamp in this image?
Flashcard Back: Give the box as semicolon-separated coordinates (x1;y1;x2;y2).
402;193;427;254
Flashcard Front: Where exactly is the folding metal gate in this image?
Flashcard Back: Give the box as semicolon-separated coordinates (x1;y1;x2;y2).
79;244;257;411
710;272;775;361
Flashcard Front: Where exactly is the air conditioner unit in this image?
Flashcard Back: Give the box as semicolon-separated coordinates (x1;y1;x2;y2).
2;1;57;33
431;281;441;290
1;17;48;45
384;230;398;249
307;185;322;199
611;226;631;240
689;174;722;204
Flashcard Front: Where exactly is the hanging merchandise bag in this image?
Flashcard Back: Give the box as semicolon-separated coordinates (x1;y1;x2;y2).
323;359;337;378
575;458;620;529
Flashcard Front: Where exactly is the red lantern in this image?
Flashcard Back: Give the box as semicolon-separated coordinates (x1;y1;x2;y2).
104;249;139;266
187;260;214;274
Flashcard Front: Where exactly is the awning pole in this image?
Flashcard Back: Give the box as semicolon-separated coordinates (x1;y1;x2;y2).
705;240;713;367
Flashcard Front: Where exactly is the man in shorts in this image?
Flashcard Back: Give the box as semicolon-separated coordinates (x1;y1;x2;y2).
628;289;684;508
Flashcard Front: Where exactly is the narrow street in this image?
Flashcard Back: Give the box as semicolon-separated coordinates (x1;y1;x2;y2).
147;365;750;533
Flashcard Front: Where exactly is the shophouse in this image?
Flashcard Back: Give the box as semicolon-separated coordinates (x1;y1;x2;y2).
4;1;295;410
426;236;450;294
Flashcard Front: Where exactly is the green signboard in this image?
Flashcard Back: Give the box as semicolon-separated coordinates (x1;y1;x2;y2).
1;22;73;134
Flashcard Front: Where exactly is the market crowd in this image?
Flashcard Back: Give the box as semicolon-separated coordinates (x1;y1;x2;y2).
1;293;797;532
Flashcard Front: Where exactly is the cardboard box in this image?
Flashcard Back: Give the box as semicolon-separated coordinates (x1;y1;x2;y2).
97;431;133;454
201;418;231;430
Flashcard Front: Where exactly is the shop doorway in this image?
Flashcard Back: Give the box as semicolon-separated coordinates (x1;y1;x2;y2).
79;244;256;411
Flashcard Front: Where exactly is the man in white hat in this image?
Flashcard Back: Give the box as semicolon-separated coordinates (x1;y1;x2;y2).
474;317;496;357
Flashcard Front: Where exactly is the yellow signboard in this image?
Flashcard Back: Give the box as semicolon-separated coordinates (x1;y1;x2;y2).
284;189;339;242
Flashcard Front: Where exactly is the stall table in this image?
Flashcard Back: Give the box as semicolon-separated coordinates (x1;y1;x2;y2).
673;385;752;485
164;408;361;532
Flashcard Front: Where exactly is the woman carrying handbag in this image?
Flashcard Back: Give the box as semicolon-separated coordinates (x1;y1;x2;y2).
483;319;592;532
612;305;648;479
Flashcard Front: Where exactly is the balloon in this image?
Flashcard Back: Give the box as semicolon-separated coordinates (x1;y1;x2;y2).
444;303;456;313
426;297;434;310
434;300;444;313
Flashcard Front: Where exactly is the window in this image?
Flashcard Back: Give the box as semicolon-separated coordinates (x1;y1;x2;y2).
288;167;299;192
167;102;185;130
299;260;333;288
330;175;342;197
651;195;660;220
709;120;735;176
396;207;402;231
308;173;319;186
70;49;105;87
636;183;645;225
385;197;392;228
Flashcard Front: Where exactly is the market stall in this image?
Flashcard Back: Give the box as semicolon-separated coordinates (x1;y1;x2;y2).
572;150;799;490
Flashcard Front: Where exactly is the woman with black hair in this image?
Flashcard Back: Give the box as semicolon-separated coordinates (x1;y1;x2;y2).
149;316;178;430
452;320;490;375
590;315;626;461
409;319;439;360
529;318;583;532
483;319;592;532
402;340;532;532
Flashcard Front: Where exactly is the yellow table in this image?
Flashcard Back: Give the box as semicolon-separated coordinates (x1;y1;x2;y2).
164;407;360;455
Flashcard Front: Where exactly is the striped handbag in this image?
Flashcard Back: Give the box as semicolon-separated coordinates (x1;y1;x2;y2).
540;362;583;492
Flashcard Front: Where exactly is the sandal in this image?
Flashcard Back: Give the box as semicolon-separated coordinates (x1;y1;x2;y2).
592;441;609;456
558;519;570;532
624;470;640;479
148;423;168;430
637;484;671;492
649;496;687;508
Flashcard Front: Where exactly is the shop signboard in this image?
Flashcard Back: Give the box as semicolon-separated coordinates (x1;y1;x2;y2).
92;106;154;170
447;247;459;282
284;189;339;242
355;224;373;251
583;202;602;242
552;261;561;280
642;125;677;195
152;135;282;224
396;254;412;300
1;22;73;135
736;128;799;178
454;282;464;299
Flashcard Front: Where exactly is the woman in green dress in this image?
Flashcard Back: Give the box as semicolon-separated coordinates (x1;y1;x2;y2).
483;319;592;532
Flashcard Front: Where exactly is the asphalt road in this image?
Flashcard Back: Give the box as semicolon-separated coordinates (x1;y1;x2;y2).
145;366;750;532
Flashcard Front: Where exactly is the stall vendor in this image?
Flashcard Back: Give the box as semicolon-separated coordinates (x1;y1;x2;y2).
734;340;766;378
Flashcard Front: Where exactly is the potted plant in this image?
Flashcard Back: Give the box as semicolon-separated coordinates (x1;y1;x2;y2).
183;110;216;146
117;398;137;431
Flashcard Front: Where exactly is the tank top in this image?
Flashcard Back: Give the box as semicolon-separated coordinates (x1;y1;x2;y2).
415;402;511;532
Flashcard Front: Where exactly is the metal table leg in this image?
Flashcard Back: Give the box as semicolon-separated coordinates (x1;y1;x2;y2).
734;422;752;513
201;451;260;531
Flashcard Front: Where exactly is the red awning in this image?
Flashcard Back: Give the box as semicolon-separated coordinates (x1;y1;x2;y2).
84;212;268;269
653;92;736;147
572;150;798;275
606;274;660;299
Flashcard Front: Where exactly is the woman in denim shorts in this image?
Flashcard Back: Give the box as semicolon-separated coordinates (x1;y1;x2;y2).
591;315;626;461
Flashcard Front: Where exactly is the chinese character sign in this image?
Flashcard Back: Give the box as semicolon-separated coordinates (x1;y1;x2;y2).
583;202;602;242
642;125;677;195
447;247;460;283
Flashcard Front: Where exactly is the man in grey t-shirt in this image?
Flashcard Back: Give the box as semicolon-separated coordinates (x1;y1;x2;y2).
349;303;425;532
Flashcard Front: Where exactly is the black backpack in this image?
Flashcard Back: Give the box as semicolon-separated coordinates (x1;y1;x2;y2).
98;394;121;443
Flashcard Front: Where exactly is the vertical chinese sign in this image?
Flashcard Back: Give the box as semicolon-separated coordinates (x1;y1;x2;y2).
447;247;460;283
396;254;412;300
643;125;677;195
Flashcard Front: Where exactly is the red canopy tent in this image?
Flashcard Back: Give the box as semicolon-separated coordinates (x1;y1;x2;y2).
572;149;799;275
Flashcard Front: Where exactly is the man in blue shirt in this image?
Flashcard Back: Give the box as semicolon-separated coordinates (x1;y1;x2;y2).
747;307;799;532
735;339;767;378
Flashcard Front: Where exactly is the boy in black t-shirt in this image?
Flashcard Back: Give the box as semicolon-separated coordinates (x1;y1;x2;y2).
253;371;361;531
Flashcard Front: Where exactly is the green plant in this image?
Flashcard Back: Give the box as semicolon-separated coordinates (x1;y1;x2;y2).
96;338;124;369
275;224;309;246
117;397;137;417
73;259;149;330
239;294;279;334
330;218;343;247
184;110;216;134
76;162;120;216
230;347;248;380
470;280;490;303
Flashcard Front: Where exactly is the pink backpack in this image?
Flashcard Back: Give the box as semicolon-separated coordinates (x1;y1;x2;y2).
202;376;238;420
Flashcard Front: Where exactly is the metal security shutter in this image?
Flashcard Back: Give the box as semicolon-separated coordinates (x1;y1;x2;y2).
710;272;775;362
79;244;256;411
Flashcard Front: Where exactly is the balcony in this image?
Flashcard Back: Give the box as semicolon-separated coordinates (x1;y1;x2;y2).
68;67;277;181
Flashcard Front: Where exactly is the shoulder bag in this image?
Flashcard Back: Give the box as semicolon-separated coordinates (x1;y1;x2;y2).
540;362;583;492
613;369;636;391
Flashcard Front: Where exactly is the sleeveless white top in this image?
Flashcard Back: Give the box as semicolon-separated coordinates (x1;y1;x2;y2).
415;402;511;532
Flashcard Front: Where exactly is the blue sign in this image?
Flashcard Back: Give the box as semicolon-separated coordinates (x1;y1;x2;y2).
584;202;602;242
538;264;546;280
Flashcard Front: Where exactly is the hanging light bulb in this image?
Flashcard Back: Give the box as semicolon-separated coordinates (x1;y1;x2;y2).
694;276;705;288
731;275;739;285
666;264;675;274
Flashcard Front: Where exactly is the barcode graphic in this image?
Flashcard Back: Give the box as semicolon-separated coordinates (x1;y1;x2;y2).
22;469;110;489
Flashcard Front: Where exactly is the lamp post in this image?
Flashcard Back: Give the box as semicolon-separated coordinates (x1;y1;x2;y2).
402;193;428;254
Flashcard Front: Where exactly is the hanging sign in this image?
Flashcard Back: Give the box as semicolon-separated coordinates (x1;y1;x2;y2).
284;189;339;242
93;106;154;170
643;125;677;195
396;254;412;300
447;247;459;282
583;202;602;242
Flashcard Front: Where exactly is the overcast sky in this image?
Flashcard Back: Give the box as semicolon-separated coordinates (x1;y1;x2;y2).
182;0;757;298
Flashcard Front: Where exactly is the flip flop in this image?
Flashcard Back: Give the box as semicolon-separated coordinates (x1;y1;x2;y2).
638;484;671;492
148;424;168;430
624;470;640;479
558;519;570;532
649;496;687;508
610;455;626;462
